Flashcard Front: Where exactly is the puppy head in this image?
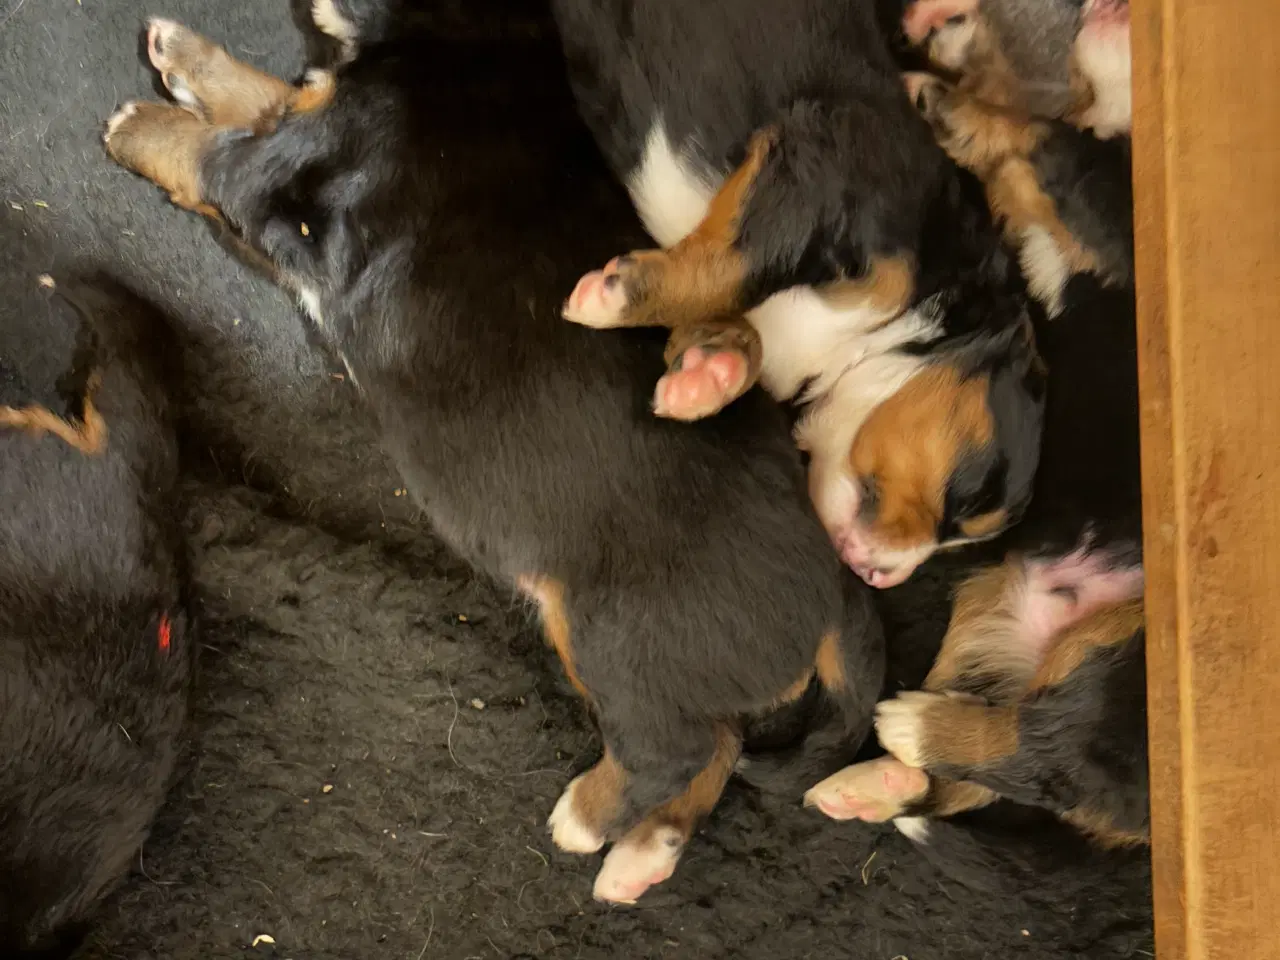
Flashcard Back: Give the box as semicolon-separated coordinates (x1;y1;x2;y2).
808;330;1044;588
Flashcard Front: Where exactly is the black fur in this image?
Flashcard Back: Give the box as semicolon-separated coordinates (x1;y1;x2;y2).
926;127;1146;836
166;0;885;838
0;278;191;958
549;0;1046;562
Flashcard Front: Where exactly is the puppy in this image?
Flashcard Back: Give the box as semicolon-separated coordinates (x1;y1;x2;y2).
807;81;1147;847
901;0;1132;139
550;0;1046;589
101;3;884;904
0;278;191;958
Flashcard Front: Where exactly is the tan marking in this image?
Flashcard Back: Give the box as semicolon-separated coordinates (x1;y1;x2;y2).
814;631;847;693
772;670;815;708
958;508;1009;540
0;372;107;455
1030;598;1145;692
518;575;590;700
104;102;222;218
916;777;1000;818
626;725;741;846
153;23;295;129
818;255;916;317
288;70;337;117
924;562;1035;701
850;365;995;550
916;697;1020;768
614;129;777;329
1062;806;1149;848
570;749;628;836
916;84;1101;281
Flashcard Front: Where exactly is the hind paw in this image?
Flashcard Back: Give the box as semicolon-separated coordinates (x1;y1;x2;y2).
652;346;751;420
804;756;929;822
592;825;684;904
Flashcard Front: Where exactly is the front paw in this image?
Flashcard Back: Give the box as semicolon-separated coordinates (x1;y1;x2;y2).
563;255;635;328
875;692;945;768
103;100;213;211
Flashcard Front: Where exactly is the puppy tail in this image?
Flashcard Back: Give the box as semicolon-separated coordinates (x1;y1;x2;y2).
737;570;886;797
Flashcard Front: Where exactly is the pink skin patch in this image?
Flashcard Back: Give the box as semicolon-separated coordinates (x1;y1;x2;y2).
564;256;630;328
808;462;924;589
652;346;750;420
902;0;979;44
1018;549;1144;656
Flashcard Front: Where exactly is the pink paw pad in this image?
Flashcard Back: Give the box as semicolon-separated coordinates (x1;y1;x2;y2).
805;756;929;823
902;0;979;43
563;256;630;328
652;346;749;421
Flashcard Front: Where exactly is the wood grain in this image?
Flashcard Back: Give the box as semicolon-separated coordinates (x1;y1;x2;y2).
1131;2;1280;959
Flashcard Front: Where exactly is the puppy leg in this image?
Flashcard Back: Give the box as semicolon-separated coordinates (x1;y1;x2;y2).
144;19;296;128
103;102;222;217
562;130;776;331
0;372;107;455
592;725;739;904
879;597;1148;845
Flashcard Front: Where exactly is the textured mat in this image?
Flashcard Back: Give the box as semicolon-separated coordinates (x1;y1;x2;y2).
0;1;1152;958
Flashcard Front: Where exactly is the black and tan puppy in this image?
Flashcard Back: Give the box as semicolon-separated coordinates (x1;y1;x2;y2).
901;0;1131;139
0;278;191;958
101;2;884;904
807;81;1146;847
551;0;1046;589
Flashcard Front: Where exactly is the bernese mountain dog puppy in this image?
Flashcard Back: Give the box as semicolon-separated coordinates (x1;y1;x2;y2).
548;0;1047;590
1;277;191;958
902;0;1132;140
807;67;1147;848
100;1;883;904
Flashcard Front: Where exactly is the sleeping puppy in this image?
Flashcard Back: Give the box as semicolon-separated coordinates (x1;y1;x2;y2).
901;0;1132;139
807;81;1147;847
551;0;1046;589
0;278;191;958
100;2;884;904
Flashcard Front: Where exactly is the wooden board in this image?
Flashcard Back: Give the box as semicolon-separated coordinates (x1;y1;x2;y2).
1130;1;1280;959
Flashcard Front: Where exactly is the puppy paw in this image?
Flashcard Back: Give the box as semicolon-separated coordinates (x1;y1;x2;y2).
547;775;605;854
563;256;633;328
103;100;200;179
652;345;750;420
874;691;953;768
592;825;684;905
804;755;929;822
902;0;979;44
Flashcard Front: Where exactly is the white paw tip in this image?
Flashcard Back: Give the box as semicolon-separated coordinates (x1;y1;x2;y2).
893;816;932;843
547;781;604;854
875;700;927;768
104;102;139;140
591;826;683;904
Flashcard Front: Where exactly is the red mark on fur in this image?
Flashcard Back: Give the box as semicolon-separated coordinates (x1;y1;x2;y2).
158;614;172;654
